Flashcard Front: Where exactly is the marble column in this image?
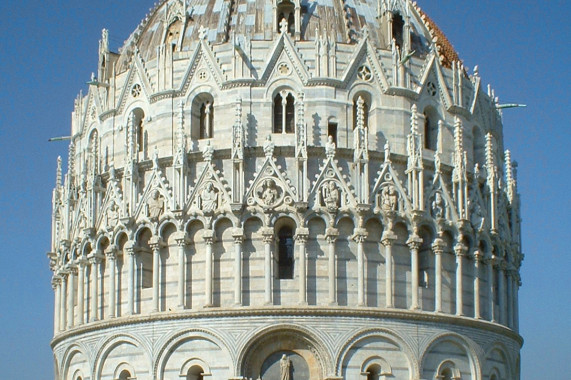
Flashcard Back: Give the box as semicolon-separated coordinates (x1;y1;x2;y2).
67;266;76;328
432;239;446;313
454;244;466;316
382;232;397;309
52;277;61;334
326;228;339;305
77;259;86;325
488;256;496;322
150;238;162;313
473;251;482;319
295;228;309;305
232;229;244;306
203;231;215;307
125;243;136;315
174;233;188;310
262;229;274;305
89;256;101;322
106;248;117;318
498;260;506;325
507;268;514;328
407;235;422;310
354;228;367;306
60;272;68;330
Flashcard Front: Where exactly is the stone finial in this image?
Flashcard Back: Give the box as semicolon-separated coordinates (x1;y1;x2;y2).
68;141;75;176
56;156;62;188
410;104;419;134
485;132;495;172
100;29;109;53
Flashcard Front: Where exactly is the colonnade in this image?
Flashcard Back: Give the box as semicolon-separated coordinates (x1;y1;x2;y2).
52;227;519;334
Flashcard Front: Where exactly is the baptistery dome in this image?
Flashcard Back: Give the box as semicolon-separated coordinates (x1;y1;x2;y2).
49;0;523;379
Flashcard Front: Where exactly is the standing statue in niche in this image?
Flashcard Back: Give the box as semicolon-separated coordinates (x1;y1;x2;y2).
431;192;445;219
198;182;218;213
263;135;275;158
280;354;291;380
381;185;398;212
147;190;164;219
322;181;340;212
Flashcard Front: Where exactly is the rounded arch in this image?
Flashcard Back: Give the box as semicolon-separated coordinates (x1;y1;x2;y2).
158;220;179;240
154;328;234;379
333;213;358;229
124;101;150;126
272;214;299;230
180;358;210;378
237;324;332;379
484;342;513;380
113;363;137;380
347;85;378;108
190;91;215;140
93;333;152;380
361;356;393;377
265;80;300;100
134;224;154;245
304;211;331;229
420;332;482;380
335;328;418;378
61;344;90;380
212;214;238;231
113;229;130;249
71;369;85;380
95;233;111;252
80;239;93;258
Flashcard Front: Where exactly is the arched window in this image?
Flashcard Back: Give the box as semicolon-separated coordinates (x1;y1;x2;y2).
441;368;453;380
352;95;370;130
490;374;498;380
273;91;295;134
366;364;382;380
278;226;294;279
87;129;99;174
191;94;214;140
166;19;183;50
129;108;146;154
423;107;439;150
392;13;405;50
187;365;204;380
328;118;338;145
276;0;295;35
119;370;132;380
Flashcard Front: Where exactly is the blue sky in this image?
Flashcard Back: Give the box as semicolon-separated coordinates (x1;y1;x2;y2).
0;1;569;379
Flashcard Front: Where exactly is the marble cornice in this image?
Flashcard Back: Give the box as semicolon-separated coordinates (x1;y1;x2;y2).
51;306;523;348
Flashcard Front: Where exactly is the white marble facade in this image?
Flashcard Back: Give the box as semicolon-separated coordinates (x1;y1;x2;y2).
49;0;523;379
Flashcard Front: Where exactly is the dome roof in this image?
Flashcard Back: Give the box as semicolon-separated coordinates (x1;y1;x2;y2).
115;0;461;73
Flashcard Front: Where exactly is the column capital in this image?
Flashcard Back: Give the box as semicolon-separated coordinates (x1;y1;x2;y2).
105;246;118;260
381;231;398;247
406;234;423;250
325;227;339;242
454;243;468;257
202;229;215;245
261;227;275;244
149;236;165;250
432;238;446;254
51;276;62;289
173;232;190;246
352;228;368;243
294;227;309;243
232;228;244;244
473;249;483;262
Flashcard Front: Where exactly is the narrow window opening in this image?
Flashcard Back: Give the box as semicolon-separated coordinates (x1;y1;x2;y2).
278;226;294;279
392;13;404;50
199;101;213;139
328;122;338;145
273;94;283;133
441;368;453;380
119;370;132;380
423;108;438;151
285;93;295;133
